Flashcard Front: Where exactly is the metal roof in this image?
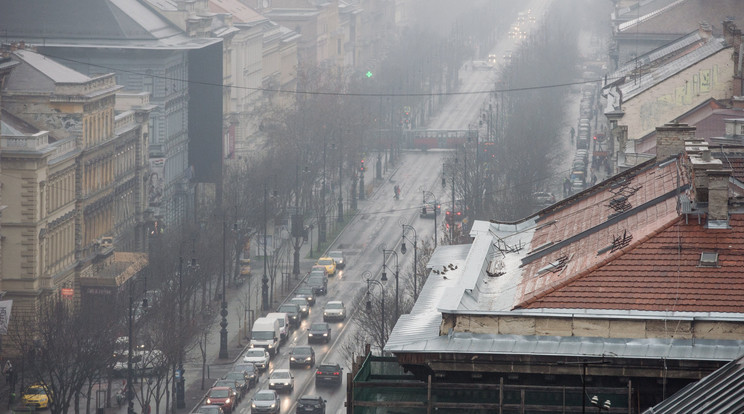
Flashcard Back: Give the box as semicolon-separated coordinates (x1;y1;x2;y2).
644;354;744;413
620;38;727;102
387;332;744;362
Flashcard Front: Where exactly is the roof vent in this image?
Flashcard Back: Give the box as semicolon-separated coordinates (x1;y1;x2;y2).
698;252;719;267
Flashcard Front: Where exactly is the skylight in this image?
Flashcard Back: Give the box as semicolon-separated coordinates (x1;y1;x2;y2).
699;252;719;267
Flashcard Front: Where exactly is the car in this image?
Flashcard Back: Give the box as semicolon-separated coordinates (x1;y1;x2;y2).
206;386;235;413
306;274;328;296
323;301;346;322
289;346;316;368
268;369;294;392
211;380;241;403
278;303;301;328
251;389;280;414
420;200;441;218
310;265;328;278
315;363;343;387
243;348;270;372
296;395;327;414
195;405;224;414
533;192;556;206
308;322;332;344
327;250;346;270
316;257;337;276
445;199;468;224
294;286;316;306
22;384;52;409
221;371;250;397
230;363;259;388
290;297;310;318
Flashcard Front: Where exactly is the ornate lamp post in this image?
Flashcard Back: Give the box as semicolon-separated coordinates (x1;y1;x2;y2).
363;271;386;347
175;252;197;409
381;249;399;320
219;216;229;359
400;224;418;300
126;277;148;414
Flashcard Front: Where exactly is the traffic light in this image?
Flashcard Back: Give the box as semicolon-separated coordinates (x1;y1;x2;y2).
360;159;365;172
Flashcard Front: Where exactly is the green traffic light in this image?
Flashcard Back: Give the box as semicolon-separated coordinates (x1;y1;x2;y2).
366;71;373;78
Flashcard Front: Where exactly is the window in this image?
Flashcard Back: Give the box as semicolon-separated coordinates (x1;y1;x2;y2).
699;252;719;267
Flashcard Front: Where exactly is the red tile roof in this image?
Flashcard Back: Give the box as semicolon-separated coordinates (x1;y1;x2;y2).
513;156;734;311
523;215;744;313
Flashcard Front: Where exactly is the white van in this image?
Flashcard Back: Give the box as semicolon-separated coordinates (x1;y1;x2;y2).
266;312;290;342
250;317;281;356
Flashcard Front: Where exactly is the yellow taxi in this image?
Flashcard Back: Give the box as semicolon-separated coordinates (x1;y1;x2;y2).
22;384;52;409
316;257;337;276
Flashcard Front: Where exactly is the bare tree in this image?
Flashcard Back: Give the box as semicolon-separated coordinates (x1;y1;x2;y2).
9;296;119;414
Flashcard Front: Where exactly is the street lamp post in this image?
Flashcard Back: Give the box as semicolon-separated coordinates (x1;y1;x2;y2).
400;224;418;300
381;249;399;321
363;271;386;347
423;191;438;248
262;183;270;310
126;277;148;414
175;252;196;409
337;136;343;223
219;216;229;359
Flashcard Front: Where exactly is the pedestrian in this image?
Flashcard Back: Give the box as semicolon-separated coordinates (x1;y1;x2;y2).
591;173;597;186
570;127;575;142
3;360;12;384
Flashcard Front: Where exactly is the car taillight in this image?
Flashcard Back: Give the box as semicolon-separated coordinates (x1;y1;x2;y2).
316;371;322;375
333;372;340;375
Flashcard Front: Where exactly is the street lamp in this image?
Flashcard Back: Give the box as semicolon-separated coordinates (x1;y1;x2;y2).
381;249;399;320
126;277;148;414
219;216;229;359
363;271;386;347
400;224;418;301
262;183;270;311
175;253;197;409
591;396;611;412
423;191;438;248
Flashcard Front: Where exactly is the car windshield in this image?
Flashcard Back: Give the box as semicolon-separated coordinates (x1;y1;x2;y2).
197;406;222;414
279;305;297;313
291;299;306;306
318;258;333;266
310;323;328;331
224;373;242;380
251;331;274;340
292;347;312;356
299;397;320;405
246;349;266;358
271;371;290;379
326;302;343;309
234;364;255;373
214;381;234;389
209;389;230;398
255;392;275;401
26;387;45;395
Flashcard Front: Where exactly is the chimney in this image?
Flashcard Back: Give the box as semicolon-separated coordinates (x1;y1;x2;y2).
655;121;696;160
699;22;713;40
707;168;731;222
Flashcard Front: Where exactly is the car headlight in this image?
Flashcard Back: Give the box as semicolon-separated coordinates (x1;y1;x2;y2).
251;402;257;408
206;398;212;404
324;312;328;315
267;343;274;348
290;357;296;361
323;333;328;336
270;403;276;408
308;333;314;336
225;398;231;404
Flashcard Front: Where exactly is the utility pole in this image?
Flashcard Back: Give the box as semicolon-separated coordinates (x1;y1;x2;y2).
262;183;269;310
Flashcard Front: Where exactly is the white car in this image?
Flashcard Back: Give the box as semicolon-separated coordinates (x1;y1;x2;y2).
243;348;270;371
323;301;347;322
268;369;294;392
